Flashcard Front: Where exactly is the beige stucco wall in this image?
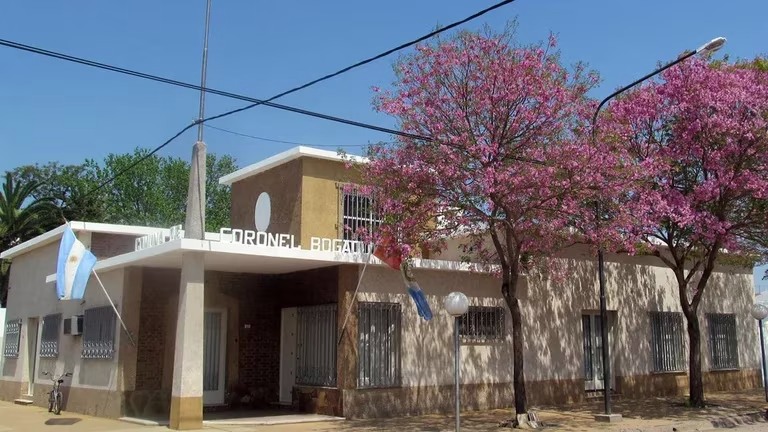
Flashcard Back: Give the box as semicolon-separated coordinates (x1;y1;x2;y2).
300;157;361;247
354;246;759;390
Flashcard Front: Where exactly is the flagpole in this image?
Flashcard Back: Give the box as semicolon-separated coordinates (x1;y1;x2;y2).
91;269;137;348
337;243;374;346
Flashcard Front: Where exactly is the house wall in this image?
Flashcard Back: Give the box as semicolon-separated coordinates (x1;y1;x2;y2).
299;157;361;248
0;233;141;418
340;247;760;418
230;159;303;239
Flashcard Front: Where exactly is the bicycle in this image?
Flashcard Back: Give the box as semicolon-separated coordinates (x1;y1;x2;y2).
42;371;71;415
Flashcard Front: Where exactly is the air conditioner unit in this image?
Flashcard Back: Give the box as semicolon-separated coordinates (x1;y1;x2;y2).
63;315;84;336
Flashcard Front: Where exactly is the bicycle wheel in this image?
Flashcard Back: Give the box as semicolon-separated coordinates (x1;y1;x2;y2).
48;391;54;412
54;392;62;415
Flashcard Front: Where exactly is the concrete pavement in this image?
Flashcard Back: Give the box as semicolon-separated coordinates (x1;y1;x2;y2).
1;389;767;432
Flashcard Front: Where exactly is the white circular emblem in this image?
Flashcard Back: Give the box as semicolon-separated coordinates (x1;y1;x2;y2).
254;192;271;231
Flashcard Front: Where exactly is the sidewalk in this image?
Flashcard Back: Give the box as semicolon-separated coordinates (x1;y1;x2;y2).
0;389;766;432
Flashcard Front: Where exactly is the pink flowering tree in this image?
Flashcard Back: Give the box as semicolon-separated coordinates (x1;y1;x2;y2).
357;28;601;418
604;58;768;407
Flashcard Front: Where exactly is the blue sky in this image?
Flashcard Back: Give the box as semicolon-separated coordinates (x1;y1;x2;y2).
1;0;766;285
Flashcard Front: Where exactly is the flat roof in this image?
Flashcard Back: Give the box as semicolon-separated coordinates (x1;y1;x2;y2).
0;221;220;260
218;146;367;186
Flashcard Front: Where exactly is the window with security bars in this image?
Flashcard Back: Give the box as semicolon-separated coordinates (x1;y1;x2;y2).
708;313;739;370
296;304;337;387
40;314;61;358
3;319;21;358
82;306;116;359
358;302;401;389
650;312;686;372
340;186;381;241
458;306;505;342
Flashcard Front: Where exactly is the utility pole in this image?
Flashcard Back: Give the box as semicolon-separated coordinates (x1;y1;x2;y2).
169;0;211;429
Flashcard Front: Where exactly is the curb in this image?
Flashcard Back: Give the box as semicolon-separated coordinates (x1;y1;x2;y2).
618;410;768;432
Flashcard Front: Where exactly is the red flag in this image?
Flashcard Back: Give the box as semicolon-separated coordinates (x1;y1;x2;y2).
373;234;402;270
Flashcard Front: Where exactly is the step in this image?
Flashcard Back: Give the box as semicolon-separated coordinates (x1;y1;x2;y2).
13;398;34;405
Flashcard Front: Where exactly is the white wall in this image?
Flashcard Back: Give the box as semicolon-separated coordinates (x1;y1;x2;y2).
0;307;6;372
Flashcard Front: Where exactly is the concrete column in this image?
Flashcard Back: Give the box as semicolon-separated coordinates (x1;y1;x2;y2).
170;141;207;430
169;252;205;430
337;266;359;392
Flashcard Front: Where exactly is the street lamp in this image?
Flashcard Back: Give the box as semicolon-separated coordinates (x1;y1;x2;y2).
591;36;726;421
750;302;768;402
445;292;469;432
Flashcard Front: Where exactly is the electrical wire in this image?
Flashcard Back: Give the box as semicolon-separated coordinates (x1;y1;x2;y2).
204;124;379;148
0;0;519;199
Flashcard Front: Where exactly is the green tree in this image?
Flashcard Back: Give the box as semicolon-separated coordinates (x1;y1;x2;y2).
0;172;55;306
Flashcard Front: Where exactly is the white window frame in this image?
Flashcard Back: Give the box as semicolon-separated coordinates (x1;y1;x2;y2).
339;185;381;241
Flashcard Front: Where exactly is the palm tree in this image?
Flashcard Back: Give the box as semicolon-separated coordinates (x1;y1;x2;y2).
0;172;55;307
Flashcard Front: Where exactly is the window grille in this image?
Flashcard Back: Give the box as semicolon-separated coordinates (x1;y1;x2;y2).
582;315;593;380
650;311;686;372
458;306;505;342
341;186;381;241
3;319;21;358
708;313;739;370
40;314;61;358
357;302;401;389
296;304;337;387
82;306;116;359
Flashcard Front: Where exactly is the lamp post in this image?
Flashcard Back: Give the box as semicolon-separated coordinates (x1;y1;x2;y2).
444;291;469;432
750;303;768;402
591;36;726;420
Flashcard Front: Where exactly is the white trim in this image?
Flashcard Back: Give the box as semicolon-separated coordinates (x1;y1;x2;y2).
218;146;367;186
1;221;221;260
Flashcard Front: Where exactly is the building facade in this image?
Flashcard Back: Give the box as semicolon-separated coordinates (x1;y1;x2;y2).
0;146;761;429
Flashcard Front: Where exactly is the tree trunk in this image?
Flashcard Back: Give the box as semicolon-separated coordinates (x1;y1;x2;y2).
686;315;705;407
502;278;527;416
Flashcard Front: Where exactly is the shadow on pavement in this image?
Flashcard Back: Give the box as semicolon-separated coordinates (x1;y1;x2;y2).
44;417;82;426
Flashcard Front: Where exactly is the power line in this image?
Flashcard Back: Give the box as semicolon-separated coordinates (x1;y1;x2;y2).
0;38;428;142
204;124;379;148
0;0;519;198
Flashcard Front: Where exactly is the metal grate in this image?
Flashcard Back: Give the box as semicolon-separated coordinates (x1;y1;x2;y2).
296;304;337;387
582;315;593;380
82;306;116;359
341;186;381;241
40;314;62;358
203;311;223;391
3;319;21;358
357;302;401;389
458;306;505;342
650;311;686;372
708;313;739;370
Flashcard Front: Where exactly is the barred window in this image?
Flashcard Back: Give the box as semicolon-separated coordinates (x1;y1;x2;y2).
459;306;505;342
708;313;739;370
3;319;21;358
296;304;337;387
40;314;61;358
341;186;381;241
358;302;401;389
82;306;116;359
650;312;686;372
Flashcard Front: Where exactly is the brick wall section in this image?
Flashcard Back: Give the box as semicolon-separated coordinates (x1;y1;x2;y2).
90;233;139;259
135;269;177;391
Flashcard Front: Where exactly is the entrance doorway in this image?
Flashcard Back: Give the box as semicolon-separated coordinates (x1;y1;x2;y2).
581;313;614;391
203;308;227;406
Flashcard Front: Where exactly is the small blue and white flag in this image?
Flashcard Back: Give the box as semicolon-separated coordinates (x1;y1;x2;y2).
56;226;97;300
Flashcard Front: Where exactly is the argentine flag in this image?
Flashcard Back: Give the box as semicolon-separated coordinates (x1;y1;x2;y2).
56;226;97;300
